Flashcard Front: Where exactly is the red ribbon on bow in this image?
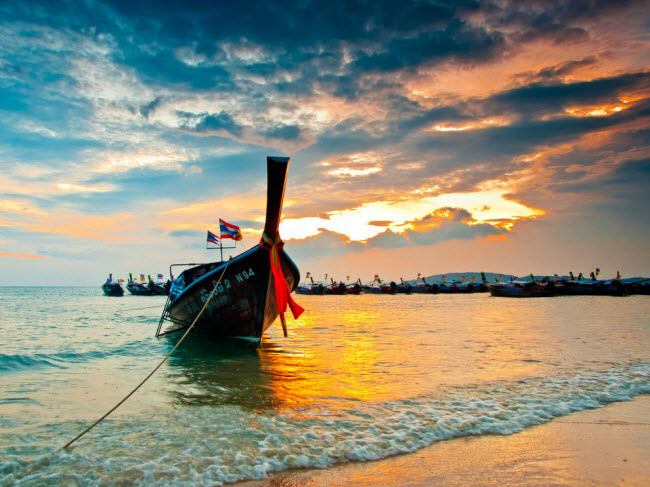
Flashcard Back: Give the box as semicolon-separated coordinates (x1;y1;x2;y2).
259;233;304;336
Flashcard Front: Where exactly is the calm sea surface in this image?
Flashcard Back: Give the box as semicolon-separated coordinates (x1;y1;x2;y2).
1;287;649;485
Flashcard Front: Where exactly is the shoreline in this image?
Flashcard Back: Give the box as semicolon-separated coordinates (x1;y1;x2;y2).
238;394;650;486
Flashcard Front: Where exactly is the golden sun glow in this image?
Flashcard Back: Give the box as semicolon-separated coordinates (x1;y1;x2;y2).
327;167;381;177
564;104;626;117
280;189;544;242
432;117;512;132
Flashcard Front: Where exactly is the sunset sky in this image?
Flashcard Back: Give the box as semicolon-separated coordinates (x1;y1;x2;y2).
1;0;649;286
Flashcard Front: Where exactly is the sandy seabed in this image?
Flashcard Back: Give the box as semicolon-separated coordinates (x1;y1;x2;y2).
239;394;650;487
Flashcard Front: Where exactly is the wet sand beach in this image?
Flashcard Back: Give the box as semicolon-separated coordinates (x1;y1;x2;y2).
240;394;650;487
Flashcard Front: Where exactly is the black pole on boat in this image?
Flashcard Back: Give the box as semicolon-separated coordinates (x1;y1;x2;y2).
263;156;290;241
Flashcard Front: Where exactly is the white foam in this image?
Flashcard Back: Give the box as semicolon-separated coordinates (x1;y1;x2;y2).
3;362;649;486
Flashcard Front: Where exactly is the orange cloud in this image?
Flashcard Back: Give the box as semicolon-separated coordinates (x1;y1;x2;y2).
0;252;45;259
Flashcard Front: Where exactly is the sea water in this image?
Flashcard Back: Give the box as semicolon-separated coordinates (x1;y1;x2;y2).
0;287;648;485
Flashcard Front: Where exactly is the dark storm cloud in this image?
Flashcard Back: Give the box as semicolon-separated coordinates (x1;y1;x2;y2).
0;0;503;104
487;72;650;117
487;0;638;44
350;19;506;73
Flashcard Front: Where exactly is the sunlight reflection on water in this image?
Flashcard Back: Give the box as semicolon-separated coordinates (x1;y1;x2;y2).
0;288;648;485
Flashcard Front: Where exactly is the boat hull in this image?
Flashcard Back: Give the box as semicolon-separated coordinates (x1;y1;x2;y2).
164;245;300;340
324;282;347;295
295;285;324;295
102;283;124;296
487;283;554;297
127;282;155;296
555;280;628;297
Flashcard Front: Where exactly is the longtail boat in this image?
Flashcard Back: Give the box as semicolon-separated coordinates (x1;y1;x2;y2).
437;282;473;294
362;280;398;294
554;279;627;296
101;274;124;296
397;278;412;294
324;278;347;295
410;277;438;294
157;156;303;347
127;273;156;295
295;276;325;295
346;278;363;295
481;273;554;298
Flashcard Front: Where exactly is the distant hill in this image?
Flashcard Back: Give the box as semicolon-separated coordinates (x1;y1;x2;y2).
406;272;517;284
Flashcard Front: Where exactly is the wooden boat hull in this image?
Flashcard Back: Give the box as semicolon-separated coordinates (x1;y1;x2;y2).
487;283;554;297
625;282;650;295
164;246;299;340
324;282;347;295
295;285;324;295
555;280;628;297
397;284;412;294
437;285;473;294
363;282;398;294
102;283;124;296
127;282;155;296
346;283;363;295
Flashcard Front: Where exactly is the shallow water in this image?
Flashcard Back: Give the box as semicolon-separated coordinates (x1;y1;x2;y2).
1;287;648;485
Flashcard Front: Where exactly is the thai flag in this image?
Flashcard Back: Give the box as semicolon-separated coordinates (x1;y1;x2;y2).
157;273;163;279
219;219;242;241
207;230;220;246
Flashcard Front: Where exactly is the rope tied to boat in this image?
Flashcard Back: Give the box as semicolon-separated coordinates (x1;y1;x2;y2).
60;262;231;451
259;232;304;337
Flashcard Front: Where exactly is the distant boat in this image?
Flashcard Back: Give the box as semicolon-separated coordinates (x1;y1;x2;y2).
324;278;347;295
101;274;124;296
481;273;554;298
397;278;412;294
127;274;155;296
295;277;325;295
410;277;438;294
362;280;398;294
625;278;650;295
554;278;627;297
157;156;303;347
346;278;363;295
437;281;473;294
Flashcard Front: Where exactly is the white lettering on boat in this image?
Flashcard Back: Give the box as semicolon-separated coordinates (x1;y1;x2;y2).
199;268;257;303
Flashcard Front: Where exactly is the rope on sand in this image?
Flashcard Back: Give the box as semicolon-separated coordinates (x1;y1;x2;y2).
61;263;230;450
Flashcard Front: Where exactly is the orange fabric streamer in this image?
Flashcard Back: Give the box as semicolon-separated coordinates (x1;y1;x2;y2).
259;233;304;336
